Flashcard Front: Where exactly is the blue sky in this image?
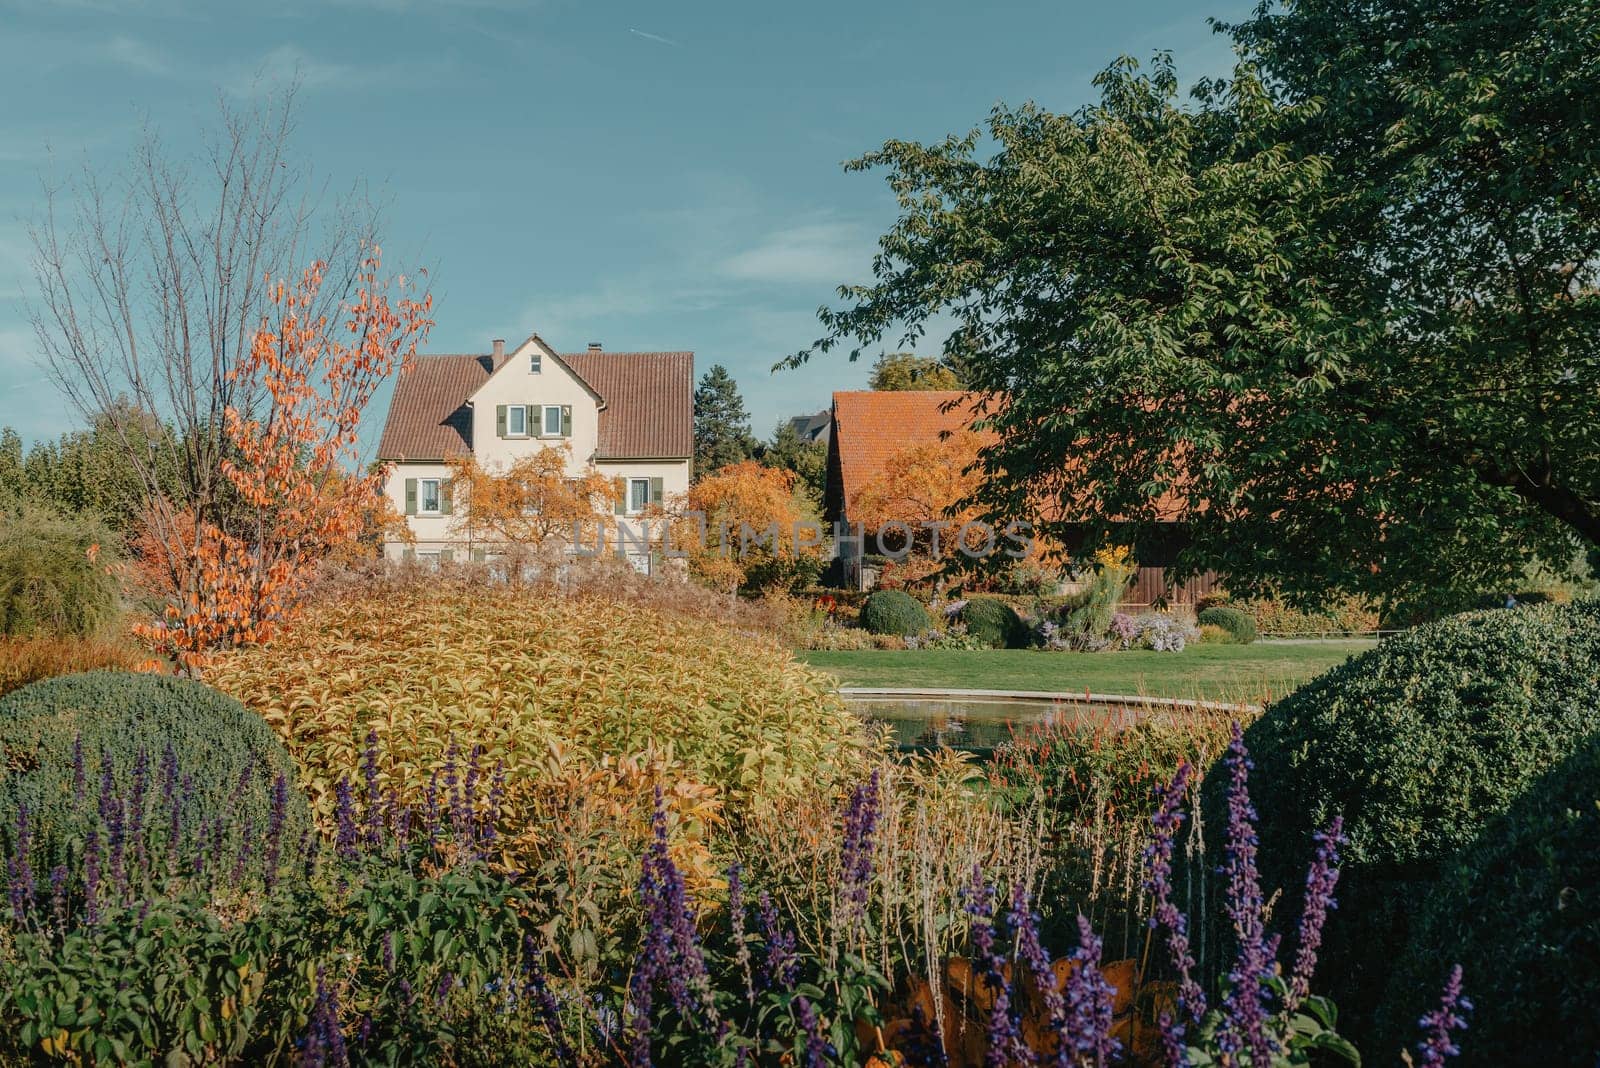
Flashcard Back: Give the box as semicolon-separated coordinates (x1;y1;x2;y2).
0;0;1247;454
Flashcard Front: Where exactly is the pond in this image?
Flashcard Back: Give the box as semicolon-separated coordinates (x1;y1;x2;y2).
842;689;1149;754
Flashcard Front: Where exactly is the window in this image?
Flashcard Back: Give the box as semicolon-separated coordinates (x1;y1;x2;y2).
542;405;563;437
506;405;528;436
628;477;650;514
529;352;542;374
416;550;441;570
627;553;652;576
419;478;442;514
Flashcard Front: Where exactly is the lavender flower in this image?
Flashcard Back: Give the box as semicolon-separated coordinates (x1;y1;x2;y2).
1288;816;1345;1009
629;790;717;1061
1217;723;1276;1066
794;996;834;1068
756;890;799;991
302;970;348;1067
7;803;33;922
334;778;358;859
1414;965;1471;1067
522;935;574;1065
838;771;881;935
83;825;101;925
1063;915;1120;1068
1008;883;1067;1067
264;773;289;890
1143;760;1206;1041
962;869;1029;1067
231;812;254;886
361;730;383;847
727;863;754;1001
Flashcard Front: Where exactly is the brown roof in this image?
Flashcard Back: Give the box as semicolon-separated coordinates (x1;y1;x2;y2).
563;351;694;459
376;349;693;462
827;391;991;520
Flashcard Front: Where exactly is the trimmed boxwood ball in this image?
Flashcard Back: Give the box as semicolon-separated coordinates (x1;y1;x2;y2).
1377;735;1600;1066
0;671;313;874
860;589;930;637
1195;605;1256;644
1210;602;1600;1041
958;596;1027;649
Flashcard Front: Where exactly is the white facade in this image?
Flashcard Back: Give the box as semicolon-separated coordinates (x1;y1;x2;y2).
381;335;692;572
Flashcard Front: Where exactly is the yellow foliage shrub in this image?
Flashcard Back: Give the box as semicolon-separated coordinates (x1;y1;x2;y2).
205;586;869;828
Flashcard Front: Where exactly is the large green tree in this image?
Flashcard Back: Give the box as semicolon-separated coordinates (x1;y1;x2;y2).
758;419;827;510
792;0;1600;612
868;352;964;391
692;364;758;480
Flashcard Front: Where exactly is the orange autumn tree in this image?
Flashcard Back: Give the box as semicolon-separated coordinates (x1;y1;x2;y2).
133;249;432;668
850;428;1059;577
677;460;822;594
446;445;617;581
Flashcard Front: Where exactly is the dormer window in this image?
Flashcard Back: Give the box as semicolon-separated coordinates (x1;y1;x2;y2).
529;352;542;374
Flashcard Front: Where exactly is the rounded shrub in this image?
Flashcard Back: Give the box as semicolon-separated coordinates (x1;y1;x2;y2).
0;505;120;638
1196;605;1257;644
859;589;930;637
0;671;312;873
206;586;868;824
1216;602;1600;1037
1377;735;1600;1065
957;596;1027;649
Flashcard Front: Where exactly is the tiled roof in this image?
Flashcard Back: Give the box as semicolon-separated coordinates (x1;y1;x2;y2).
827;389;1193;525
376;355;493;461
562;351;694;459
376;349;693;462
827;391;991;520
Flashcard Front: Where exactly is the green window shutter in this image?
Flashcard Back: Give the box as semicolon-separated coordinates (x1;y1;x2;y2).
404;478;418;516
440;548;454;564
561;405;572;437
614;477;627;515
402;548;415;561
471;547;487;562
496;405;507;438
649;477;664;505
440;480;453;516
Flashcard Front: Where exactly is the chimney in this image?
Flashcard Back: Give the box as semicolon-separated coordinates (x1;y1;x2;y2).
492;338;506;360
587;342;602;351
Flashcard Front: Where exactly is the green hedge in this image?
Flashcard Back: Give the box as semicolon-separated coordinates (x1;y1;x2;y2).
859;589;930;637
1378;736;1600;1066
958;596;1028;649
1217;602;1600;1038
1196;605;1257;644
0;505;121;638
0;671;312;876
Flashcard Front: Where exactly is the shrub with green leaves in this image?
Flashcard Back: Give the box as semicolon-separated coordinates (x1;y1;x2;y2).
956;596;1027;649
1378;734;1600;1066
0;671;312;876
1196;605;1257;644
0;504;121;638
859;589;930;637
1221;602;1600;1038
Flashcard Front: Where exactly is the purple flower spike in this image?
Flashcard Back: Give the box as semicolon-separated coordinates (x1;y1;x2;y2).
302;969;349;1067
1008;883;1068;1067
361;729;383;846
522;935;574;1065
1288;816;1345;1009
727;863;754;1001
756;890;799;991
629;789;717;1062
794;995;834;1068
1143;761;1206;1036
1217;723;1277;1066
1414;965;1471;1067
1064;915;1120;1068
334;777;358;859
961;869;1029;1067
8;803;33;923
838;771;882;934
264;773;289;890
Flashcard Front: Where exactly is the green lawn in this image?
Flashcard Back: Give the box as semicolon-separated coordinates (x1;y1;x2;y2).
798;641;1376;705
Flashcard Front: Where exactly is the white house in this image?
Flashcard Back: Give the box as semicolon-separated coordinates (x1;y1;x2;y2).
375;333;693;572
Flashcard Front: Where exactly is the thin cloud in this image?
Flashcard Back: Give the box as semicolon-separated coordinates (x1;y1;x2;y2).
105;35;171;76
627;27;678;47
720;220;872;287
